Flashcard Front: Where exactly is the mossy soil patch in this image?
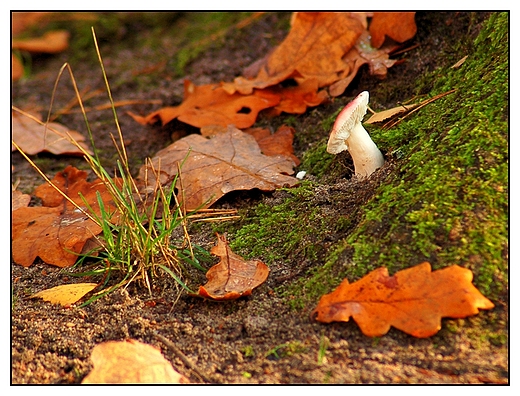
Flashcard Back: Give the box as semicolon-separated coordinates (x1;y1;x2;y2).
12;12;508;384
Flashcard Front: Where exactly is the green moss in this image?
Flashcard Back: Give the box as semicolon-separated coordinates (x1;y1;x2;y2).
226;183;327;264
302;12;508;303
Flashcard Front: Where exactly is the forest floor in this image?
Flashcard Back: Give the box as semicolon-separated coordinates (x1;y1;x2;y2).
11;12;509;384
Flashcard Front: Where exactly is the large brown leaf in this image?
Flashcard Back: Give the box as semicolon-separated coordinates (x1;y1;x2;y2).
313;262;495;338
12;166;119;267
192;234;269;300
222;12;365;95
138;125;298;210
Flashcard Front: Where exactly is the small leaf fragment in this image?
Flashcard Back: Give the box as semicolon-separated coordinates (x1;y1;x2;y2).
30;283;97;306
313;262;494;338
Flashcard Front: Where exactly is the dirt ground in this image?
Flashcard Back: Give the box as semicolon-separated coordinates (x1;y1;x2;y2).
11;12;509;384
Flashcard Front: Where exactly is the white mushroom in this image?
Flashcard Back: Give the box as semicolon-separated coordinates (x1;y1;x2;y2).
326;91;385;178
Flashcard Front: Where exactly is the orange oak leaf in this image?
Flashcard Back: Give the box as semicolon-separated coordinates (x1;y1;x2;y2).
222;12;365;95
12;110;92;156
369;12;417;49
313;262;495;338
128;79;280;129
193;234;269;300
263;78;329;116
82;339;188;384
11;166;120;267
138;125;298;210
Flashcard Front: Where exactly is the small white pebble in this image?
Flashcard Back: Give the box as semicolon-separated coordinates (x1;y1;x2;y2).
296;171;306;180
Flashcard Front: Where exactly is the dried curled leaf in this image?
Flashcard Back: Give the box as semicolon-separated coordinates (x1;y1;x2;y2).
82;340;188;384
192;234;270;300
313;262;495;338
30;283;97;306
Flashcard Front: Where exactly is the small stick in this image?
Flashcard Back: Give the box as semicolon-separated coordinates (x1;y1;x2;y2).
153;332;215;384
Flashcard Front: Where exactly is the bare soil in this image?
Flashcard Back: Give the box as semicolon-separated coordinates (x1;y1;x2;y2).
11;12;508;384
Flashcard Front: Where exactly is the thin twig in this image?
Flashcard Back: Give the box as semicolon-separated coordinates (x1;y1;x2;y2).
153;332;215;384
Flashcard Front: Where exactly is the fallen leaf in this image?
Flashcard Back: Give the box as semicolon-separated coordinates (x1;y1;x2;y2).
30;283;98;306
313;262;494;338
369;12;417;49
365;103;420;124
192;234;269;300
129;79;280;129
12;110;92;156
82;339;188;384
11;166;120;267
263;78;329;116
244;125;301;166
200;124;300;166
222;12;365;95
12;30;70;53
138;125;298;210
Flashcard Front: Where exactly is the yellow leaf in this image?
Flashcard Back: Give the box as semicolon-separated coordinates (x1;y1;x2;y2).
82;340;189;384
30;283;97;306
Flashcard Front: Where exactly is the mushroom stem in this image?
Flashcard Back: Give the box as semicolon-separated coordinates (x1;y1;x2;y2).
346;123;385;178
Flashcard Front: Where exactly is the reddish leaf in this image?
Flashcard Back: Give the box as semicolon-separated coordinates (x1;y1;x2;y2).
369;12;417;49
313;262;495;338
193;234;269;300
129;80;280;129
11;166;120;267
138;125;298;210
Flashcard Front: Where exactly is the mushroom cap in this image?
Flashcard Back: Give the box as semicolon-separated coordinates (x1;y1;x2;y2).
326;91;369;154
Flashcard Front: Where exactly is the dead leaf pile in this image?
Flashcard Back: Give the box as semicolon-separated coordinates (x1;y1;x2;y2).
313;262;495;338
131;12;417;130
11;166;120;268
192;233;270;300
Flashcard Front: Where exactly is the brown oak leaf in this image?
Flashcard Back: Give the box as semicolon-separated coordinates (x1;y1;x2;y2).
192;234;269;300
313;262;495;338
222;12;365;95
138;125;298;210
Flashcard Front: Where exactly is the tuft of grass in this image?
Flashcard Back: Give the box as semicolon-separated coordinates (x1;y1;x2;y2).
13;28;208;303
